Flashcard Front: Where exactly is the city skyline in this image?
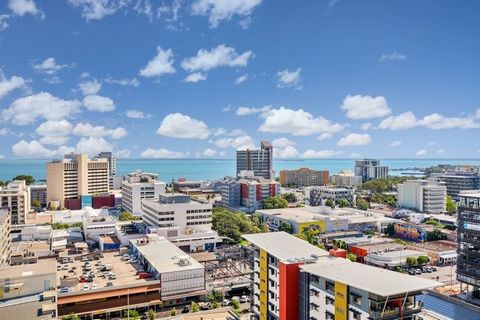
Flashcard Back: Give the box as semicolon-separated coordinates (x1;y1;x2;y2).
1;0;480;160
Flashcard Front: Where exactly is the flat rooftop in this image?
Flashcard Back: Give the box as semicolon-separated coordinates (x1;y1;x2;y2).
0;259;56;279
133;237;204;273
302;261;441;297
257;207;345;223
243;232;329;262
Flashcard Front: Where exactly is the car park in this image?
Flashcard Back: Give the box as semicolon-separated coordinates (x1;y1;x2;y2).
415;269;422;275
408;269;416;275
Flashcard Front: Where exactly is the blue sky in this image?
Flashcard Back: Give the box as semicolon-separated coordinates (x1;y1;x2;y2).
0;0;479;160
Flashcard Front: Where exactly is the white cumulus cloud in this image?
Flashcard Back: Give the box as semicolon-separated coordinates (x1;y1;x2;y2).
75;137;113;156
184;72;207;83
337;133;372;147
340;94;391;120
1;92;81;125
191;0;263;28
259;107;344;136
274;146;299;159
181;44;253;72
68;0;130;21
83;95;116;112
72;122;127;139
302;149;342;159
9;0;44;18
104;77;140;87
139;47;176;78
276;68;301;89
157;113;210;139
36;119;73;137
378;112;418;130
202;148;217;157
235;74;248;85
271;137;295;149
126;109;150;119
33;57;71;75
12;140;56;158
0;74;27;99
212;134;254;149
116;149;131;158
236;105;271;116
78;79;102;95
141;148;185;158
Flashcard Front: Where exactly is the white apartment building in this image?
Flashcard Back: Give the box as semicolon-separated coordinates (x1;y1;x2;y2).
307;186;354;206
122;171;166;215
47;153;109;208
398;178;447;213
142;194;221;251
0;208;11;267
330;169;363;188
130;235;206;300
0;180;31;224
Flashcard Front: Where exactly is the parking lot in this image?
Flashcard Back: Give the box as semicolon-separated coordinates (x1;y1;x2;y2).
418;265;457;283
57;251;150;293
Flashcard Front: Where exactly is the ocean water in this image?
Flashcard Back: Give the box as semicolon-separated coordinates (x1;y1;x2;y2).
1;159;480;183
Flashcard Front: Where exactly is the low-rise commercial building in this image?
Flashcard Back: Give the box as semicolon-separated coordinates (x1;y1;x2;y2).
0;260;57;320
307;186;354;206
398;179;447;213
142;194;221;251
0;180;31;224
81;208;116;242
121;171;166;215
278;168;329;187
364;250;426;269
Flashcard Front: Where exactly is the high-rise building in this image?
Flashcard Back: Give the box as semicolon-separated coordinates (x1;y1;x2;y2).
95;151;117;190
47;154;109;208
121;171;166;215
220;178;280;212
431;173;480;201
0;180;30;224
398;178;447;213
236;141;273;179
0;208;11;266
457;190;480;297
244;232;439;320
29;184;47;208
278;168;329;187
354;159;389;183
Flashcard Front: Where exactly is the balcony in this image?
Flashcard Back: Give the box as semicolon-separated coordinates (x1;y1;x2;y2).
369;301;423;320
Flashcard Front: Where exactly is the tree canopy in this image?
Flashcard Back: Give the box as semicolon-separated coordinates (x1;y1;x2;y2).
12;175;35;185
212;208;264;243
282;192;297;203
336;198;350;208
119;211;140;221
446;195;456;213
325;198;335;209
262;196;288;209
355;197;369;210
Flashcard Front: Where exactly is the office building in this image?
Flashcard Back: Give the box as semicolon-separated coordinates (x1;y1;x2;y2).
29;184;47;208
0;260;57;320
131;235;206;301
398;178;447;213
279;168;329;187
330;170;363;188
432;173;479;201
307;186;354;206
122;171;166;215
236;141;273;179
142;194;221;251
0;180;31;224
457;190;480;297
95;151;117;190
354;159;389;183
244;232;440;320
47;153;110;208
0;208;11;266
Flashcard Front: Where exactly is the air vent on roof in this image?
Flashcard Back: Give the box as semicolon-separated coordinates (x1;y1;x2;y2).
177;258;191;266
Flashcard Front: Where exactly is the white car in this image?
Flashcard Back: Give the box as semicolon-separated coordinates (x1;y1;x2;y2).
82;284;89;290
121;254;130;261
240;295;249;303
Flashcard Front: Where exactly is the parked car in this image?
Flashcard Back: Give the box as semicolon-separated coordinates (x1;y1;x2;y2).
181;305;190;313
108;273;117;280
101;264;112;271
415;269;422;275
82;257;89;262
121;254;130;261
138;272;150;279
62;258;69;264
106;282;113;287
199;302;211;310
240;295;249;303
82;284;89;290
60;287;70;293
222;299;230;306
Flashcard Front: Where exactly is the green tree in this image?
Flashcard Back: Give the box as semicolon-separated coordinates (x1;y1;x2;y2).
282;192;297;203
170;308;177;316
119;211;140;221
262;196;288;209
427;229;447;241
32;199;42;208
0;180;5;186
394;266;403;273
337;198;350;208
406;256;417;267
360;179;388;193
212;208;260;243
356;197;369;210
147;309;155;320
346;253;357;262
211;301;220;309
417;255;430;265
231;299;240;310
62;314;80;320
250;213;262;227
12;175;35;185
325;198;335;209
191;301;200;313
278;221;294;234
385;223;395;237
123;310;140;320
446;195;456;213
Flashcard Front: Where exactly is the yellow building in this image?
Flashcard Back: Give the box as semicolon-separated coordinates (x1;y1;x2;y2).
47;154;109;208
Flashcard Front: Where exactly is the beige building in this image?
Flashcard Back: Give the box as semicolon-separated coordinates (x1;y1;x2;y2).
0;180;31;224
47;154;109;207
279;167;329;187
0;208;11;266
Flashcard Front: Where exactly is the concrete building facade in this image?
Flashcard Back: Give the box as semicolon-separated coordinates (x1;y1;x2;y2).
121;171;166;215
398;179;447;213
432;173;480;201
330;170;363;188
0;208;11;266
29;184;47;208
47;154;110;208
236;141;273;179
95;151;117;190
278;168;329;187
354;159;389;183
307;186;354;206
0;180;30;224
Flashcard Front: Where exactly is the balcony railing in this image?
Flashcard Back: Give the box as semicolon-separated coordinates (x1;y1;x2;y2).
369;302;422;320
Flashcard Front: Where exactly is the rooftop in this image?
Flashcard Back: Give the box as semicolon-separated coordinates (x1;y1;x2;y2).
257;207;346;223
132;236;204;273
242;232;329;262
459;190;480;198
302;260;441;297
0;260;56;279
